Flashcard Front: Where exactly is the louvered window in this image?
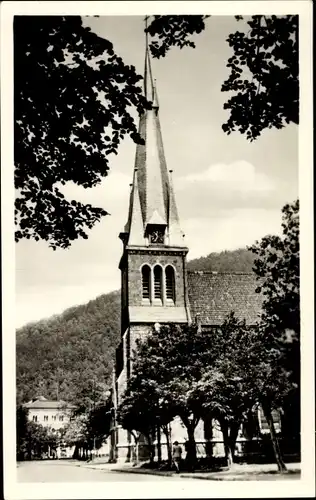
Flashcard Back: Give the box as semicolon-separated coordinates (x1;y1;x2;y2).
142;265;151;300
165;266;175;302
153;265;162;300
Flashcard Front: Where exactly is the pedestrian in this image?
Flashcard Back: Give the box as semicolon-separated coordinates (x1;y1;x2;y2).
172;441;182;473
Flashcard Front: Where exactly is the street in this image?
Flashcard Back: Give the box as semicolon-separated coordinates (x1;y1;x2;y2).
17;460;188;482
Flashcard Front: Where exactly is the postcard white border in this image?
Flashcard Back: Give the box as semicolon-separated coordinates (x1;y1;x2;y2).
1;1;314;499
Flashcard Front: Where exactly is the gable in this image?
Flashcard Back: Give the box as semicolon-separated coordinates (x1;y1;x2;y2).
187;271;263;326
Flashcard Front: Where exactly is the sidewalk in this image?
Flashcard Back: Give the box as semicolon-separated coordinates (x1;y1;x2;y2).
79;460;301;481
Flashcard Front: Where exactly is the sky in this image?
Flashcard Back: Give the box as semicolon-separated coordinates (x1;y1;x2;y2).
15;15;298;328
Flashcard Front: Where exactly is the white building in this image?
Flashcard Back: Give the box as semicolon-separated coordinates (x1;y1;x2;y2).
23;396;75;431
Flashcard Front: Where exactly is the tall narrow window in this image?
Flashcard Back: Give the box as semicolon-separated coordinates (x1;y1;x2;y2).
141;265;151;300
165;266;175;302
153;265;163;301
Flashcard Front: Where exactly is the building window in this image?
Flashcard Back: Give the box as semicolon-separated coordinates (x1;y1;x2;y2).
165;266;175;302
153;265;163;301
141;265;151;301
52;415;56;421
59;416;64;422
44;415;48;422
149;228;165;245
32;415;38;422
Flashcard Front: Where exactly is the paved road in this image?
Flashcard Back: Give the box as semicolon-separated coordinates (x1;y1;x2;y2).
17;460;186;482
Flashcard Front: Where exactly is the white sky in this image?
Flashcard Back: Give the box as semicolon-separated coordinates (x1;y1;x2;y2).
15;15;298;328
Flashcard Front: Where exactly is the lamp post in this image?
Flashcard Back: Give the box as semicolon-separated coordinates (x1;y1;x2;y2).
90;378;96;459
105;386;117;462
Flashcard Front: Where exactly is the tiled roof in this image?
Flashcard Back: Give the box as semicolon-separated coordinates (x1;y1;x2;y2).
187;271;263;326
23;398;75;410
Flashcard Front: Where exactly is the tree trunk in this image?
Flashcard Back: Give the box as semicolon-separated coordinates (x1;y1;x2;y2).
229;421;240;463
203;414;213;460
221;420;234;468
136;441;139;464
262;404;287;473
132;433;140;464
186;423;197;471
157;425;162;463
145;433;155;464
162;424;172;468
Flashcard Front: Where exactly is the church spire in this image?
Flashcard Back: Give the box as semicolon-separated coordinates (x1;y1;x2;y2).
144;17;154;102
167;170;185;246
121;16;186;249
127;169;146;246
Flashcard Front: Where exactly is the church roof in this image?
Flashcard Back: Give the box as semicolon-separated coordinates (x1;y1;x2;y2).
187;271;263;326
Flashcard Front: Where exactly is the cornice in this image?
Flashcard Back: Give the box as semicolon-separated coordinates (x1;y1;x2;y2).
125;245;189;257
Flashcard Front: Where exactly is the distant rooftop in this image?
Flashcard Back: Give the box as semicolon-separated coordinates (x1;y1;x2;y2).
23;396;75;410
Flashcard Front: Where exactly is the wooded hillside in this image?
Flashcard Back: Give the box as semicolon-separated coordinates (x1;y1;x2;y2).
16;248;255;405
187;248;256;272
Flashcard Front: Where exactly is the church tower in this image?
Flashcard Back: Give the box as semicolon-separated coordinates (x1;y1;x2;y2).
116;27;191;402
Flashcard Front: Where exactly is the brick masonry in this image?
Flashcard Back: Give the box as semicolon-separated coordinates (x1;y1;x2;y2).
127;251;186;308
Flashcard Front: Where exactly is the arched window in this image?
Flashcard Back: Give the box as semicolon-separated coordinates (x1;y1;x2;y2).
153;265;163;301
165;265;175;303
141;265;151;300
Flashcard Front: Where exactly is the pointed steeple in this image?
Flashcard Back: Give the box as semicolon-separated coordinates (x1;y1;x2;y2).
167;170;186;246
144;23;154;103
120;16;186;249
127;169;146;246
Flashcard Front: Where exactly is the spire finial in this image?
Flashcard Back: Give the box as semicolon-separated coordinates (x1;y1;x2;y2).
144;15;154;101
144;15;149;53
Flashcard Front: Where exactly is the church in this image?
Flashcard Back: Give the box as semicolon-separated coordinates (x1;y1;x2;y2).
109;36;271;463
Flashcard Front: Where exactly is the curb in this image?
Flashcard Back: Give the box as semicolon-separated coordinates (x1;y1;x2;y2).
115;468;175;477
75;462;301;481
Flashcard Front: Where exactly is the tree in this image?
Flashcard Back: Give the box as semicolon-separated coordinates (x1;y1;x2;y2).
250;199;300;339
84;401;112;452
147;15;298;141
68;379;112;457
234;322;292;473
62;400;112;459
118;324;214;469
118;369;176;465
192;311;295;472
249;199;300;451
221;15;298;141
16;406;58;460
145;15;209;58
191;315;256;468
14;16;148;249
62;414;88;458
117;389;156;464
16;405;29;460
